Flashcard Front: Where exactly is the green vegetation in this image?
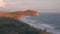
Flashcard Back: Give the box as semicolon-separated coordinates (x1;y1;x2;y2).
0;17;47;34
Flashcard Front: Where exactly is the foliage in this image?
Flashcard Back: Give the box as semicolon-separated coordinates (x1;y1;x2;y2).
0;17;42;34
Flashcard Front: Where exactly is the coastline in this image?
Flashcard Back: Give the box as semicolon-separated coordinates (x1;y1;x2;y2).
0;17;51;34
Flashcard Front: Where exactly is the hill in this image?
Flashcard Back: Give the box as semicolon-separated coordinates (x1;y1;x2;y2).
0;17;49;34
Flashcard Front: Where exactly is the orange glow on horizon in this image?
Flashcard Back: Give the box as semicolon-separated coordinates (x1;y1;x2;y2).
0;10;39;20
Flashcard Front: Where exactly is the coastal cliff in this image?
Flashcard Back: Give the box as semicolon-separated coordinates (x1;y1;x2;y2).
0;17;49;34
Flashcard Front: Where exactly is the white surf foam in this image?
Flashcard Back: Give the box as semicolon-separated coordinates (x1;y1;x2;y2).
21;17;60;34
21;18;55;29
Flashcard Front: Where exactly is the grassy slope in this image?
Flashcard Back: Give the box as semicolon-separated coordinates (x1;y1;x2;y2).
0;17;49;34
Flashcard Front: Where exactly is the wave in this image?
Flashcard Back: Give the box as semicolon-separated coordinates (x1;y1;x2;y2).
21;17;60;34
21;18;55;29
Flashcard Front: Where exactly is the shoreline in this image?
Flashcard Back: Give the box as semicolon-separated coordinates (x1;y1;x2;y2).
0;17;52;34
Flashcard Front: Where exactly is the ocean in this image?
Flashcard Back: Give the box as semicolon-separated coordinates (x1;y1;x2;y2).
21;13;60;34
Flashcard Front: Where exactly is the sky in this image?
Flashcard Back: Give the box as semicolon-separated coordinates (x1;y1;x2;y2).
0;0;60;13
0;0;5;7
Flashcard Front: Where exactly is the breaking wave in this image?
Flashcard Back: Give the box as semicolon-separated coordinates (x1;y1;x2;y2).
21;17;60;34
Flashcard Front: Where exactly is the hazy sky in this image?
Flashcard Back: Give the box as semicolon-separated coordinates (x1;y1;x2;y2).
0;0;60;13
0;0;5;7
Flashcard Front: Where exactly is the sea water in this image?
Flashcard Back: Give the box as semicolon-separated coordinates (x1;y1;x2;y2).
21;13;60;34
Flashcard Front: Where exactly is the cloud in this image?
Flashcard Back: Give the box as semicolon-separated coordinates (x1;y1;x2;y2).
0;0;5;7
0;0;60;13
4;0;60;10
